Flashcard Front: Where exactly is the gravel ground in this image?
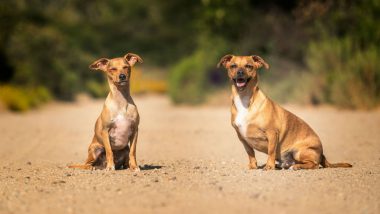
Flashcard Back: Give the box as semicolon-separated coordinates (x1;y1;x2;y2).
0;95;379;214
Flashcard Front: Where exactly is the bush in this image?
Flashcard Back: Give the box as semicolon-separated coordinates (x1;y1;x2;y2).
169;51;207;104
260;71;316;105
85;80;108;98
28;86;52;107
306;37;380;109
169;36;227;104
0;85;52;112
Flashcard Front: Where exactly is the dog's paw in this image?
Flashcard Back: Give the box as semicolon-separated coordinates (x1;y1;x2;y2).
289;165;300;170
248;163;258;170
105;165;115;171
263;164;275;170
130;165;140;172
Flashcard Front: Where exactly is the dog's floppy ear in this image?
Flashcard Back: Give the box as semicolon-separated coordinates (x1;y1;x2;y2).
124;53;143;67
251;55;269;70
217;54;234;68
89;58;109;71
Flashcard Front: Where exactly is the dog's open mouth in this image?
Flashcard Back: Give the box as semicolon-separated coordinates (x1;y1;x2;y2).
234;77;251;90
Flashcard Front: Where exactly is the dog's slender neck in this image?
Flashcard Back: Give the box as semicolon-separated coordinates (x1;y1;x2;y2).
107;78;134;105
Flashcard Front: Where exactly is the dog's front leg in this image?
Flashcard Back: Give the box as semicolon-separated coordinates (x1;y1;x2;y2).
264;130;278;170
101;129;115;170
243;143;258;169
128;129;140;172
237;132;257;169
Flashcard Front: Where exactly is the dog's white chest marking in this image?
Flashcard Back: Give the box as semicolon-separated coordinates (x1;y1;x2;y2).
234;95;250;137
109;114;134;150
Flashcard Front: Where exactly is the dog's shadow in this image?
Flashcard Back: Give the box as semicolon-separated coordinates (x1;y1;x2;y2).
140;164;163;171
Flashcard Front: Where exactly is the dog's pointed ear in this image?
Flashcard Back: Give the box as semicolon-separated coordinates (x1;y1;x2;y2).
89;58;109;71
251;55;269;70
124;53;143;67
217;54;234;68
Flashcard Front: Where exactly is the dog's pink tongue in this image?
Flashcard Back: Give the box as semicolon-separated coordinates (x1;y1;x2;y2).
237;82;246;87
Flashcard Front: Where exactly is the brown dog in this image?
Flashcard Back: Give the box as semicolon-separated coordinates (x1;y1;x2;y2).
218;54;352;170
69;53;143;171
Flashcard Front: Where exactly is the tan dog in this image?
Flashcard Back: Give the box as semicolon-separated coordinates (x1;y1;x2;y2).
218;54;352;170
69;53;143;171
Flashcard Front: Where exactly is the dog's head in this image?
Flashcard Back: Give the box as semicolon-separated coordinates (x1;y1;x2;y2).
217;55;269;91
89;53;143;86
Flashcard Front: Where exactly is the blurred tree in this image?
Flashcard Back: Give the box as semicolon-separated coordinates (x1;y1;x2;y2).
295;0;380;108
0;0;378;108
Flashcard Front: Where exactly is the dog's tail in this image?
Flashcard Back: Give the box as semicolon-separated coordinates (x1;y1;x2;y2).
320;154;352;168
67;164;93;170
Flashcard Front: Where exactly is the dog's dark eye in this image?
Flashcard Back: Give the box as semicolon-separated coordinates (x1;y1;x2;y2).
123;66;129;70
230;64;237;69
245;64;253;69
110;68;117;72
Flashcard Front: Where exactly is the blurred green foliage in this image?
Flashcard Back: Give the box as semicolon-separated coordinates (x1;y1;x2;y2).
0;0;379;110
260;0;380;109
301;0;380;109
169;36;227;104
307;38;380;109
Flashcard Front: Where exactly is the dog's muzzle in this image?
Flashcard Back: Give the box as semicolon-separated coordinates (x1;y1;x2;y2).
233;77;251;90
117;81;128;86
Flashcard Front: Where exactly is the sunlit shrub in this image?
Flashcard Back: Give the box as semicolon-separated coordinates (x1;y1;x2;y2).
131;79;167;94
0;85;30;111
0;85;52;112
129;68;168;95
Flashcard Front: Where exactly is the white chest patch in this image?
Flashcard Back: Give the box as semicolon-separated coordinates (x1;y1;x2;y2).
109;114;134;150
234;95;250;137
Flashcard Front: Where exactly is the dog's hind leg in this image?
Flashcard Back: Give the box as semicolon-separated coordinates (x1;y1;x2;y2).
289;147;320;170
280;150;295;169
119;147;130;170
290;161;319;170
68;138;104;170
86;140;104;164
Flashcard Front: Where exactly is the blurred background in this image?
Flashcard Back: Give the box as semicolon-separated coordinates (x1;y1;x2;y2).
0;0;379;111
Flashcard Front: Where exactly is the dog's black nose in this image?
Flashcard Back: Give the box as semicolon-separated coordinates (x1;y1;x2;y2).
237;70;244;76
119;74;126;81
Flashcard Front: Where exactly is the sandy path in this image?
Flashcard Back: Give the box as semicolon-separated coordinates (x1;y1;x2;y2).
0;95;379;214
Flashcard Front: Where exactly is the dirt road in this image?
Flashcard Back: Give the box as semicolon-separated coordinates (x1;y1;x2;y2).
1;95;379;214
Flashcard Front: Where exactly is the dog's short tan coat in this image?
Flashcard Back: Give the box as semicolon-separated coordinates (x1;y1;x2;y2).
69;53;143;171
218;55;352;170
